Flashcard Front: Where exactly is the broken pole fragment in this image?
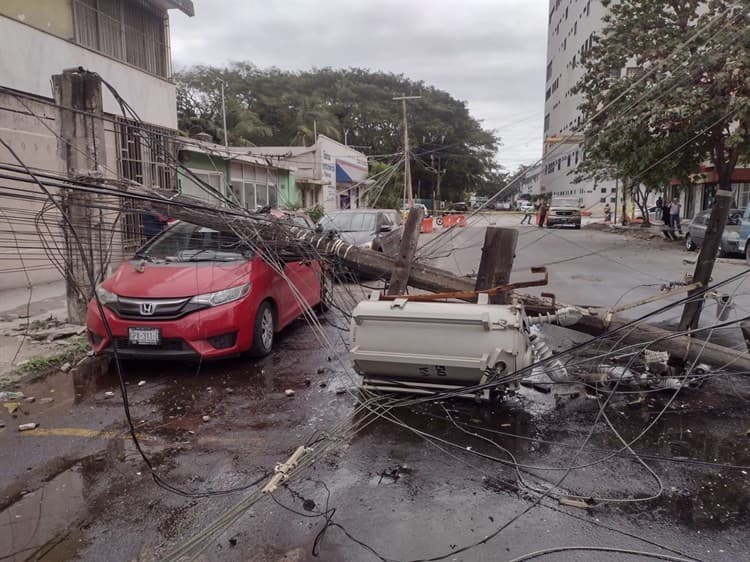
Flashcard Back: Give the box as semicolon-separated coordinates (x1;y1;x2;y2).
387;206;424;295
474;227;518;304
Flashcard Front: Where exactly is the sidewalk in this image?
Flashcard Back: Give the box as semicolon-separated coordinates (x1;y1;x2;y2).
0;279;88;388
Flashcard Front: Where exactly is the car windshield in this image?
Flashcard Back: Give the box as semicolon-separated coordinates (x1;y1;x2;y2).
319;212;377;233
138;222;252;262
551;198;579;207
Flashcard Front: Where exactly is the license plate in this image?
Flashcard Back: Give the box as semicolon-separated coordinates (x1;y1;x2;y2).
128;327;161;346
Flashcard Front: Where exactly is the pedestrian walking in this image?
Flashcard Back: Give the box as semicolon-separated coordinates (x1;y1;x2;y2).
669;197;682;235
537;199;548;227
603;203;611;222
661;199;675;240
655;196;663;221
520;204;534;224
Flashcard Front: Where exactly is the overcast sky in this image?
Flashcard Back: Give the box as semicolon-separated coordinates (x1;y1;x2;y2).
170;0;547;171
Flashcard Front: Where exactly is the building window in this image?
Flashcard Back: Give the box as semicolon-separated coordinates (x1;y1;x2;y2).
73;0;170;78
230;164;278;210
181;170;224;203
600;188;606;193
116;117;177;250
610;197;617;203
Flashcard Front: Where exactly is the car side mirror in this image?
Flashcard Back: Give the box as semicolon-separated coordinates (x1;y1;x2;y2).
378;224;392;233
315;223;323;233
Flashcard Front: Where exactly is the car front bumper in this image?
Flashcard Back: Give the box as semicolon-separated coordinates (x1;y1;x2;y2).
86;298;255;360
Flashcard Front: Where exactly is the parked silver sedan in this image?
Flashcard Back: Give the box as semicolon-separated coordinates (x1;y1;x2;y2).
685;209;743;257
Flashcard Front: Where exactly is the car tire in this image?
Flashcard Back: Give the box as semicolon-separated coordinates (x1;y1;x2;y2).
685;234;696;251
249;300;275;357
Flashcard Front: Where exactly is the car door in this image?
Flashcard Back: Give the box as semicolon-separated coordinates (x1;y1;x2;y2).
692;213;707;245
377;212;401;256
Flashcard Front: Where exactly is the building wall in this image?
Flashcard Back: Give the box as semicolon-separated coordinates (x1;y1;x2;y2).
0;91;129;289
542;0;616;210
0;15;178;129
0;92;65;289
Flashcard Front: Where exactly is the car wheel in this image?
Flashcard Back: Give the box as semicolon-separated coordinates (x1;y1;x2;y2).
317;272;334;313
685;234;696;251
249;300;275;357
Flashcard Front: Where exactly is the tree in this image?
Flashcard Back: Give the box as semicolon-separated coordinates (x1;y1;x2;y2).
576;0;750;226
576;0;750;327
175;65;500;202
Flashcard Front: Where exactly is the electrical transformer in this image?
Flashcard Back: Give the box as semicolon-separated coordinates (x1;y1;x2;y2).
350;297;534;399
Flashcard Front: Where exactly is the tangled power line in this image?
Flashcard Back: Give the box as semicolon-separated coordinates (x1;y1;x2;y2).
2;11;750;559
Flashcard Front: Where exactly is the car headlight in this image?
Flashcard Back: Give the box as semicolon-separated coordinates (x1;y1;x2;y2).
359;241;373;249
727;231;740;241
95;284;118;305
190;283;250;307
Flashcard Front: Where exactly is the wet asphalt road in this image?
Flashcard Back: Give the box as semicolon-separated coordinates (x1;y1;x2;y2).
2;216;750;561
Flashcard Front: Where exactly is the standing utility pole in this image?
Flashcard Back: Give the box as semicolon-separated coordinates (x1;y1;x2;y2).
53;69;107;324
393;95;421;208
219;79;228;146
679;187;733;331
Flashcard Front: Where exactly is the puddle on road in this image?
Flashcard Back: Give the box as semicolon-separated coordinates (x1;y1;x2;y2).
0;466;87;561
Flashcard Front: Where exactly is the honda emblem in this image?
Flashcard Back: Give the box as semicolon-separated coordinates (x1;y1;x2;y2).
140;302;156;316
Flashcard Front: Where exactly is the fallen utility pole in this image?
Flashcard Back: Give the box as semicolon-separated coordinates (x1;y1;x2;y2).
134;192;750;372
521;294;750;373
387;206;424;295
141;193;476;294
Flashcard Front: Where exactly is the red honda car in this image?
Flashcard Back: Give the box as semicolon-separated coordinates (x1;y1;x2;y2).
87;219;330;359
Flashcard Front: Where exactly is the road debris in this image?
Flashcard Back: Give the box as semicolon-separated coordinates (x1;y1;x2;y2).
23;396;35;403
0;391;24;401
137;380;146;387
60;362;72;372
104;391;115;398
18;422;38;431
39;397;54;404
285;389;296;397
202;415;211;422
4;402;19;414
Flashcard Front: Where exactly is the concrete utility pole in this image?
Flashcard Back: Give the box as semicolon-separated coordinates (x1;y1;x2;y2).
393;95;421;208
387;206;424;295
474;228;518;304
53;69;107;324
219;79;228;147
679;187;733;331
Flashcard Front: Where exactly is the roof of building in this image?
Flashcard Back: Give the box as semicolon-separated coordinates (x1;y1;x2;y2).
178;138;295;171
150;0;195;17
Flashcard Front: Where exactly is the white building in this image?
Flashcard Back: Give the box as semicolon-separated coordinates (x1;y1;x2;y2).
246;135;369;213
0;0;193;290
542;0;617;211
519;163;542;199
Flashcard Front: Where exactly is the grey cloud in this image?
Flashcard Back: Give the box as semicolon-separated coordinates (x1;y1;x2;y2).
170;0;547;169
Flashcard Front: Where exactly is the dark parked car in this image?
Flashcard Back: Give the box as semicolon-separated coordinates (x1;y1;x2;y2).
446;202;469;213
685;209;743;257
317;209;403;256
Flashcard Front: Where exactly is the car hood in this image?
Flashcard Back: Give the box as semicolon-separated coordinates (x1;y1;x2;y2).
337;231;375;247
104;260;251;298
